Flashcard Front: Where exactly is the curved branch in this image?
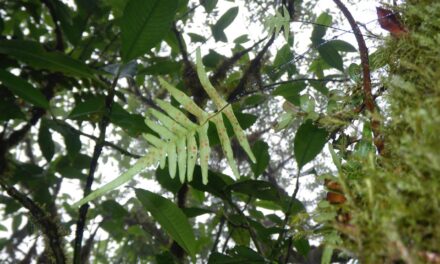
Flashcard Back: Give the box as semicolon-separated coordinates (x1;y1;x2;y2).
0;180;66;264
332;0;384;154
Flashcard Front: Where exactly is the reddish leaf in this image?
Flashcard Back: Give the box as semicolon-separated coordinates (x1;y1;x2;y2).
376;7;407;37
326;192;346;204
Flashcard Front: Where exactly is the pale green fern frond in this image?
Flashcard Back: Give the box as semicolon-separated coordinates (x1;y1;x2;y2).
264;6;290;40
73;48;255;207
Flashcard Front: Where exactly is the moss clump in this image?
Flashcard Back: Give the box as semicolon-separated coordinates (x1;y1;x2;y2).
328;2;440;263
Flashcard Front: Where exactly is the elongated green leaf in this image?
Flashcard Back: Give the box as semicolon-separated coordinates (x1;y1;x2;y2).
324;39;357;52
321;246;333;264
229;180;279;201
121;0;178;62
250;141;270;177
318;44;344;71
46;121;81;159
73;152;159;207
311;13;332;44
0;69;49;109
181;207;213;218
201;0;217;13
212;7;239;42
135;189;196;257
294;120;328;170
68;96;105;120
0;97;25;121
38;119;55;162
0;40;95;78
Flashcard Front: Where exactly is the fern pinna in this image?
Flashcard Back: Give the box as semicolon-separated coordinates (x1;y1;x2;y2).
74;48;256;207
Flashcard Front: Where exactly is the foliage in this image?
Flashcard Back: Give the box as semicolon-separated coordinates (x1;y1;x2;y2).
317;2;440;263
0;0;437;263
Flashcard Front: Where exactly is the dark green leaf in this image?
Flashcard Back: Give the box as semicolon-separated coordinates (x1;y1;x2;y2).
102;60;138;78
208;246;265;263
203;49;226;68
181;207;213;218
229;246;266;262
140;58;181;75
311;13;332;44
273;81;307;99
318;44;344;72
230;226;250;246
0;96;25;121
68;95;105;120
110;103;151;136
212;7;239;42
156;166;182;194
233;34;249;44
250;141;270;177
101;200;129;219
156;251;176;264
47;121;81;159
135;189;197;256
324;39;357;52
308;80;329;96
38;119;55;162
273;44;295;74
12;215;22;231
121;0;178;61
293;237;311;257
294;120;328;170
0;69;49;109
55;154;92;179
0;40;95;78
229;180;279;201
190;166;234;198
188;32;206;43
201;0;217;13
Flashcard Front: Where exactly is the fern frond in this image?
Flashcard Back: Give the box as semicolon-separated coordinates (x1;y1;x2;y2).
73;48;255;207
264;5;290;40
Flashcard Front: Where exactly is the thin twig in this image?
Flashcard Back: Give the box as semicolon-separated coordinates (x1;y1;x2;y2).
263;78;350;90
332;0;384;154
210;216;225;253
73;70;121;264
270;169;301;259
53;119;142;159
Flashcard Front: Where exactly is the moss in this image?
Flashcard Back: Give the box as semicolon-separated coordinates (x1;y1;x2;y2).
323;2;440;263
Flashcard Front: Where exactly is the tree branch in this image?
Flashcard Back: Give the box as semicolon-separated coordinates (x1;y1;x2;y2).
332;0;384;154
73;71;120;264
210;216;225;253
210;37;267;86
53;119;142;159
227;33;276;102
0;180;66;264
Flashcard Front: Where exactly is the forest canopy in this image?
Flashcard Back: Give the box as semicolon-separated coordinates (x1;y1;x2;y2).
0;0;439;263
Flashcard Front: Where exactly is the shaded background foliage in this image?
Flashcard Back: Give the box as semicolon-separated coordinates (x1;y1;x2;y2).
0;0;437;263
